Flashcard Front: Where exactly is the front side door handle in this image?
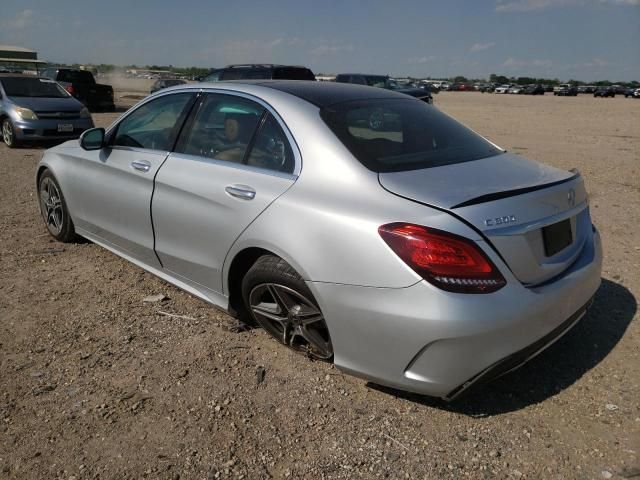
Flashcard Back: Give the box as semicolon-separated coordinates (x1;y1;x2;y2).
131;160;151;172
225;184;256;200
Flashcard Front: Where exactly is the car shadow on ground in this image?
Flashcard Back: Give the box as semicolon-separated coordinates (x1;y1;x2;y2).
367;278;636;416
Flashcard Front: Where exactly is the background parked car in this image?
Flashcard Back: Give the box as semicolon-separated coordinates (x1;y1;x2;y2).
150;79;188;94
554;86;578;96
0;74;93;147
335;74;432;103
202;64;316;82
623;87;637;98
594;87;616;98
507;86;524;94
40;68;115;112
494;84;512;94
553;83;572;94
523;84;545;95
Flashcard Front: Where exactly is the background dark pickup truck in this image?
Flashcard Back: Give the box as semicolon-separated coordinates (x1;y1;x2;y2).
41;68;115;112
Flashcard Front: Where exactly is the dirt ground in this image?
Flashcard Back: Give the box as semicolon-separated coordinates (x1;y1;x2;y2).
1;91;638;480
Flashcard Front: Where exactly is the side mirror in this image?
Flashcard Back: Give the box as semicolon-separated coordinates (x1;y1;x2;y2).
80;127;105;150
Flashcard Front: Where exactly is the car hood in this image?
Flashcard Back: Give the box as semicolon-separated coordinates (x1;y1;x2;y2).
378;152;574;210
8;96;83;112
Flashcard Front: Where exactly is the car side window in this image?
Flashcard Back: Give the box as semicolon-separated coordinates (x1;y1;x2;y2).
177;94;264;164
112;93;194;151
246;114;295;174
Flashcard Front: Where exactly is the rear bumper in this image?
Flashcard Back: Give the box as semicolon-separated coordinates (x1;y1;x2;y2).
14;118;93;141
309;228;602;399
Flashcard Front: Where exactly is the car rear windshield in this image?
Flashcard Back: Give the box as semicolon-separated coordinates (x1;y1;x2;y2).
57;70;96;84
1;77;70;98
320;98;502;173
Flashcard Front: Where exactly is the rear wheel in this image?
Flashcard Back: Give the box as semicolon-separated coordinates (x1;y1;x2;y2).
242;255;333;361
38;170;78;242
2;119;20;148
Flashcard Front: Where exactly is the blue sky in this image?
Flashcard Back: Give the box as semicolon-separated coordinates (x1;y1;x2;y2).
1;0;638;80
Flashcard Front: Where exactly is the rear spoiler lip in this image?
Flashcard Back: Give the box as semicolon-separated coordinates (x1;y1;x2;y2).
451;170;581;209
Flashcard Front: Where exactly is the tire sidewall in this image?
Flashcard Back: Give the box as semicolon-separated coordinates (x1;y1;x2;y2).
2;118;18;148
241;255;333;360
241;259;318;315
38;170;76;242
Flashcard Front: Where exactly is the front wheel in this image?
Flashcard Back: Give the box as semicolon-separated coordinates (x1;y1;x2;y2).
2;119;20;148
242;255;333;361
38;170;78;242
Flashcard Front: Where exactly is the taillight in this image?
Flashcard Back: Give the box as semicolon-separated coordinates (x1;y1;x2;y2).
66;85;75;95
378;223;506;293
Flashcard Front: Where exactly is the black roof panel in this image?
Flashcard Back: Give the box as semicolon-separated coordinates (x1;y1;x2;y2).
253;80;411;107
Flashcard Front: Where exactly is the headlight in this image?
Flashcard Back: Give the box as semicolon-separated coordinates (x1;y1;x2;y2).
15;107;38;120
79;107;91;119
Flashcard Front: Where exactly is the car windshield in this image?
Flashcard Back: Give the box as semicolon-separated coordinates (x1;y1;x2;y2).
1;77;70;98
321;98;502;173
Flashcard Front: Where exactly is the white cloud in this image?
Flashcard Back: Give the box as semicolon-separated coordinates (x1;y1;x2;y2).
265;37;304;48
310;44;355;55
469;42;496;53
584;57;608;67
601;0;639;4
407;55;436;64
267;38;284;47
496;0;639;11
503;57;553;67
2;9;34;30
565;57;609;69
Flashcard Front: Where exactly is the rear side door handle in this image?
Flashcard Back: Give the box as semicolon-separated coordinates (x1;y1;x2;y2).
225;184;256;200
131;160;151;172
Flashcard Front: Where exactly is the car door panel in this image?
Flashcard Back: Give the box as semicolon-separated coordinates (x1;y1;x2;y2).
152;154;296;292
69;91;196;268
71;146;167;268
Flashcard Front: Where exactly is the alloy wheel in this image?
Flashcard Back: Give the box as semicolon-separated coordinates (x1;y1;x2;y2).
249;283;333;360
2;120;14;146
39;177;64;236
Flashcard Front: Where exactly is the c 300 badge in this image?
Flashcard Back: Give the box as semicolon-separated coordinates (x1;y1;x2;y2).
484;215;517;227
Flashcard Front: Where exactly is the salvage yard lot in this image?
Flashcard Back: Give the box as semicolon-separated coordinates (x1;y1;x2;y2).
1;92;638;479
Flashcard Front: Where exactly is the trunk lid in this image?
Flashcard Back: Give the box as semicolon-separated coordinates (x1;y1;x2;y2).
379;153;591;285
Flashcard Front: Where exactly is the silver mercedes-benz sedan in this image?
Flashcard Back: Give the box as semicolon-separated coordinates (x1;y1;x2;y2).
36;81;602;400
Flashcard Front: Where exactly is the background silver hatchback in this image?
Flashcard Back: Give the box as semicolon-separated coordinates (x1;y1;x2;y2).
36;81;602;400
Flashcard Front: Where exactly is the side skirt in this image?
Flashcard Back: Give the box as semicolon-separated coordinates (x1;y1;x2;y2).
76;228;230;312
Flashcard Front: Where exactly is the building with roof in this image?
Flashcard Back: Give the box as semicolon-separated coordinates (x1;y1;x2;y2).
0;45;46;73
